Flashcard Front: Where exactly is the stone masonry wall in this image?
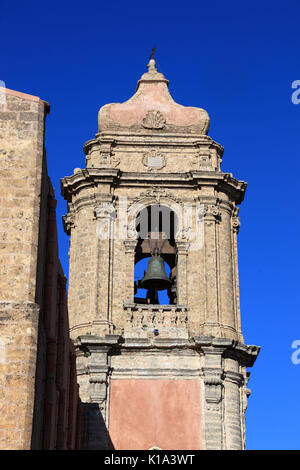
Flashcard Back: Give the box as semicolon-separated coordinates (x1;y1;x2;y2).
0;88;81;449
0;89;49;449
61;62;260;450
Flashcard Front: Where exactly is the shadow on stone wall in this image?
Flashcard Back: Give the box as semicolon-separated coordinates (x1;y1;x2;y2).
81;403;114;450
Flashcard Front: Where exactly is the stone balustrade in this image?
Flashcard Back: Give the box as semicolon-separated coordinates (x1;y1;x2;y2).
123;302;188;339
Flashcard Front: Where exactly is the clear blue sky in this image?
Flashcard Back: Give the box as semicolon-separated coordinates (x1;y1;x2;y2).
2;0;300;450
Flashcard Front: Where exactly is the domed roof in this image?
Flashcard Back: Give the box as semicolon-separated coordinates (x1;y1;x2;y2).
98;59;210;135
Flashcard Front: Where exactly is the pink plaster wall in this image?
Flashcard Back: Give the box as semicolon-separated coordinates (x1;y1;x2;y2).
108;83;201;127
109;379;202;450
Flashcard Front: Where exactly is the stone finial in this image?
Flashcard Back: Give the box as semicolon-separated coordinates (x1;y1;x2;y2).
147;58;157;73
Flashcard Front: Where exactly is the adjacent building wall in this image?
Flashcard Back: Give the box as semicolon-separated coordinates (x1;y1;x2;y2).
0;88;80;449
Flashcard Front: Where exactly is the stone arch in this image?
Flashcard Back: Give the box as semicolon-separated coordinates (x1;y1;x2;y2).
127;197;183;242
133;203;178;305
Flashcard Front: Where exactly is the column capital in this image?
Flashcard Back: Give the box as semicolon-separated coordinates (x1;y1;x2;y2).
176;240;190;253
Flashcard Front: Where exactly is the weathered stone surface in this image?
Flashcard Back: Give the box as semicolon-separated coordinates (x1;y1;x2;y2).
61;60;260;450
0;88;80;450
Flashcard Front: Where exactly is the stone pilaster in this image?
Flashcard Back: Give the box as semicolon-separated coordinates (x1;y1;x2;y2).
232;208;243;342
201;203;221;337
123;239;138;303
93;200;116;335
75;335;121;450
218;204;236;334
176;241;190;305
194;337;260;450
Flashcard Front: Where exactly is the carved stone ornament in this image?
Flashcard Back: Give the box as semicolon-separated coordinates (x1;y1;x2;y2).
94;202;116;219
62;212;76;235
190;153;211;171
177;226;192;241
204;374;223;404
130;186;182;207
202;204;221;222
127;220;138;239
232;216;241;233
142;150;166;171
111;153;120;168
142;110;166;129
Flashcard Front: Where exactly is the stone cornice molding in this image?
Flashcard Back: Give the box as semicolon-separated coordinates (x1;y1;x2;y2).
112;368;198;379
74;334;122;351
73;335;260;367
83;137;116;156
94;132;222;149
60;168;120;202
61;169;246;207
65;193;115;215
193;337;260;367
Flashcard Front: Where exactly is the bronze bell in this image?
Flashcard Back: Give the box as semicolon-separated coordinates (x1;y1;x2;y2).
140;253;171;291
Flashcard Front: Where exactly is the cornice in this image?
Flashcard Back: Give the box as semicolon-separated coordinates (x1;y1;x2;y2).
61;169;247;205
193;337;261;368
90;132;224;153
73;334;260;367
60;168;120;201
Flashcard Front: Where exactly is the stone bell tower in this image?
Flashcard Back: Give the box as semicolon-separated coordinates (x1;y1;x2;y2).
61;58;260;450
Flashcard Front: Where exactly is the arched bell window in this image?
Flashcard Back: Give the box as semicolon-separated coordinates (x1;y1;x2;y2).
134;205;178;305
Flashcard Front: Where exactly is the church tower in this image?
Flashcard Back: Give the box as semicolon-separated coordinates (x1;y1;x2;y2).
61;59;260;450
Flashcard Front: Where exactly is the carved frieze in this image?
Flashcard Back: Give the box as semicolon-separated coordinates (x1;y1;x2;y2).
129;186;182;207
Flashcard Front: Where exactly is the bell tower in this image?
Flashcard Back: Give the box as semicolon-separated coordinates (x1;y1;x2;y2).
61;58;260;450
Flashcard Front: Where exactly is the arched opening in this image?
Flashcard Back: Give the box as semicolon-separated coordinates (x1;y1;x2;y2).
133;204;178;305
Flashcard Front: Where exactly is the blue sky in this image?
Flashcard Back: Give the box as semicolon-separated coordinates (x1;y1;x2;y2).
1;0;300;449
